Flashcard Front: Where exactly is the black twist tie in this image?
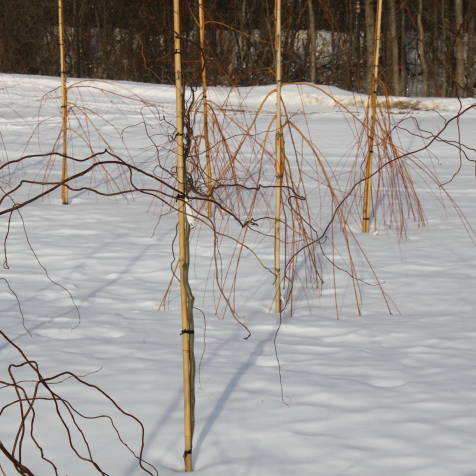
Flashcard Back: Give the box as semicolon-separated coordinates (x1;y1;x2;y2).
180;329;194;335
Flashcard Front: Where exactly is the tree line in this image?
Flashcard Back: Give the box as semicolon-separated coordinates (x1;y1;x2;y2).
0;0;474;97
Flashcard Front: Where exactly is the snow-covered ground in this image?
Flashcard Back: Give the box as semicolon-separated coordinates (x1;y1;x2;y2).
1;74;476;475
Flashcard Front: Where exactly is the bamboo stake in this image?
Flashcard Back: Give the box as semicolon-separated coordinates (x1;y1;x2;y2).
173;0;195;471
199;0;212;218
58;0;69;205
362;0;383;232
274;0;284;312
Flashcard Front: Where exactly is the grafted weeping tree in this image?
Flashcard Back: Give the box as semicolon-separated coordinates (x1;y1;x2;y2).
362;0;382;233
173;0;195;471
274;0;284;312
198;0;213;217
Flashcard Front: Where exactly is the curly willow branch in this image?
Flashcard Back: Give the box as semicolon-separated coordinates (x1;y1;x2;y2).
0;330;158;476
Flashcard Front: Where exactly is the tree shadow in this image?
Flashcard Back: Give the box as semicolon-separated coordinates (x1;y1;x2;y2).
194;328;275;465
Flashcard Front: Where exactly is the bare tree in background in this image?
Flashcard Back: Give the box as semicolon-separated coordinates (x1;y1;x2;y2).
416;0;429;96
364;0;375;90
454;0;465;96
307;0;316;83
0;0;475;97
388;0;400;95
468;0;476;97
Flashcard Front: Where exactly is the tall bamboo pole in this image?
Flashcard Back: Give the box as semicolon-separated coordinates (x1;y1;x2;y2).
58;0;68;205
361;0;382;233
274;0;284;312
173;0;195;471
199;0;212;218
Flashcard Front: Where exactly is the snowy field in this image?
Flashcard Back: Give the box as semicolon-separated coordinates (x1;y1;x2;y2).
1;74;476;475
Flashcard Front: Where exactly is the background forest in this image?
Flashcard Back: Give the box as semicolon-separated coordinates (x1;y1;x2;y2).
1;0;475;97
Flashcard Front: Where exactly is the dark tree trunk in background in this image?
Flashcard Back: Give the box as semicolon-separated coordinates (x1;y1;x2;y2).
468;0;476;97
417;0;429;96
388;0;400;95
399;10;407;96
307;0;316;83
441;0;451;96
351;1;363;92
364;0;375;90
454;0;465;96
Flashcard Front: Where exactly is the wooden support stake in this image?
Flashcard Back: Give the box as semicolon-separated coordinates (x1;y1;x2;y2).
362;0;383;232
274;0;284;313
173;0;195;471
58;0;68;205
199;0;212;218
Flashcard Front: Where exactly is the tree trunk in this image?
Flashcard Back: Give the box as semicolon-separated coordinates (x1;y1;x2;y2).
307;0;316;83
388;0;400;95
362;0;383;233
468;0;476;96
352;0;363;92
58;0;69;205
417;0;429;96
440;0;450;96
72;0;80;77
400;11;407;95
274;0;284;312
173;0;196;471
364;0;375;90
455;0;465;96
431;3;442;96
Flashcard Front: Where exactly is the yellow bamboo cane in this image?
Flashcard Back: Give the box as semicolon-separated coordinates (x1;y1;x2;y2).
362;0;383;232
58;0;68;205
173;0;195;471
199;0;212;218
274;0;284;313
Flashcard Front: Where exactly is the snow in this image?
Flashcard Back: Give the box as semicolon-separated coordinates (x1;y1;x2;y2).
1;73;476;475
